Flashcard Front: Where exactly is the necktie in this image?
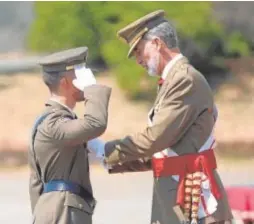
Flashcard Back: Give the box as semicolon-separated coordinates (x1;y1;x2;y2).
158;77;164;86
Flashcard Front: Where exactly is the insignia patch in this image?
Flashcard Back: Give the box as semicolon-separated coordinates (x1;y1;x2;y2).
56;116;72;125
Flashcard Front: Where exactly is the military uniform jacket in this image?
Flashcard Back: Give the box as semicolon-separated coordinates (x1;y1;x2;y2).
28;85;111;224
105;57;233;224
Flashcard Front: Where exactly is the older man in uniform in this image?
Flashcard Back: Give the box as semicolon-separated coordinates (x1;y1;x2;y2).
28;46;111;224
91;10;233;224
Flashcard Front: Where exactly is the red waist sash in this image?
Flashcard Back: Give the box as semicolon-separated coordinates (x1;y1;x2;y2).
152;149;222;206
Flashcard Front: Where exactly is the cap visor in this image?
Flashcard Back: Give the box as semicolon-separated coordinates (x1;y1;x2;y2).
127;36;143;58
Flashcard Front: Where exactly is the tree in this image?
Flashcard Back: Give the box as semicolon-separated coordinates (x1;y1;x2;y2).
27;2;252;99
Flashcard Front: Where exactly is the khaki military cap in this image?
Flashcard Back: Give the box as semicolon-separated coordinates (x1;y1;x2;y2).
39;46;88;73
117;10;166;58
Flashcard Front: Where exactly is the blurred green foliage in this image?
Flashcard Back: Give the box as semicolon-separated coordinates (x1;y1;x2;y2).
225;31;251;56
27;2;252;98
28;2;101;62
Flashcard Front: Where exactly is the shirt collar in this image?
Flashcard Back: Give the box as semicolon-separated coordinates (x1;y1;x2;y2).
161;54;184;80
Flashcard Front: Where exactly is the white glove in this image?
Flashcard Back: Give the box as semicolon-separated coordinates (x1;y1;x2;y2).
87;138;105;158
72;66;96;91
87;138;112;170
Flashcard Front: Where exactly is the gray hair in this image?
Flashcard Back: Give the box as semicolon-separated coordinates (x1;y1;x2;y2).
143;21;179;49
42;71;65;92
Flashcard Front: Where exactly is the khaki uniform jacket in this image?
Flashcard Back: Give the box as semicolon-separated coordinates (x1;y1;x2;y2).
28;85;111;224
105;57;233;224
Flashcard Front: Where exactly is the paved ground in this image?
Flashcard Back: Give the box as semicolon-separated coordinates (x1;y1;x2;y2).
0;159;253;224
0;167;152;224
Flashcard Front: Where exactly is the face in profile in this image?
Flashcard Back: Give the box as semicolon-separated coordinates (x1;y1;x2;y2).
61;70;85;102
133;38;161;77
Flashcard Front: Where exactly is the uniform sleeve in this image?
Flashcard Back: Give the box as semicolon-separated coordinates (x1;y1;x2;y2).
47;85;112;145
104;74;200;165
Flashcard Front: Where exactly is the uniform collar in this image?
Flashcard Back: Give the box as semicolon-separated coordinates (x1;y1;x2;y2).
161;54;184;80
45;98;76;117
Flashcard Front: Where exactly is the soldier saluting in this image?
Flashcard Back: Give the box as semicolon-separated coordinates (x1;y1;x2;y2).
28;47;111;224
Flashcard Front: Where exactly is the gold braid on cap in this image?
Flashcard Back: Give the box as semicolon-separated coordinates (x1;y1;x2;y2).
183;172;203;224
66;62;86;71
129;27;149;46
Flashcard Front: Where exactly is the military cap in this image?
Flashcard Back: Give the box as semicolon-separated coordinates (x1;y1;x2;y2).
117;10;167;58
39;46;88;73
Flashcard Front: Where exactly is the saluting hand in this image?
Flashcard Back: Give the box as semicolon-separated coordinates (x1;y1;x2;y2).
72;66;97;91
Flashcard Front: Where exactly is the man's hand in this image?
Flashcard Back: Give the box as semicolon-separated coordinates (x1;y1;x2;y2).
73;66;97;91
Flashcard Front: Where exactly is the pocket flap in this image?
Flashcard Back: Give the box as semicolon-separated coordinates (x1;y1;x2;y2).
64;192;93;214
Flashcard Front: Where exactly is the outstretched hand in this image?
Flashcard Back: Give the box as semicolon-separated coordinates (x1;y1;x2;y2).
87;138;112;169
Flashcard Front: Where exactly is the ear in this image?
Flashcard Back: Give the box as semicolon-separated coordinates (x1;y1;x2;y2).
152;37;163;50
59;76;67;88
62;71;74;87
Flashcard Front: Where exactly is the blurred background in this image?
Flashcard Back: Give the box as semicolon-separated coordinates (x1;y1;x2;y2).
0;1;253;224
